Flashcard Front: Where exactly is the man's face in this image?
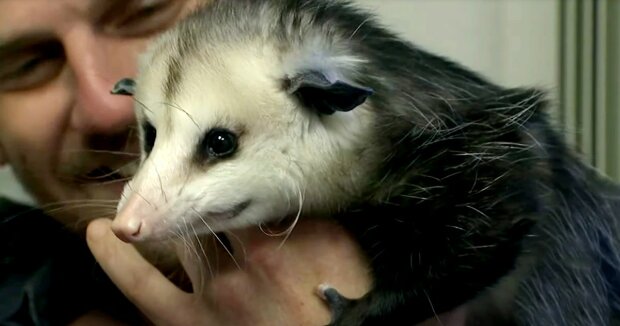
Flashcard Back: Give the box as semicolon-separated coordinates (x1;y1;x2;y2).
0;0;200;227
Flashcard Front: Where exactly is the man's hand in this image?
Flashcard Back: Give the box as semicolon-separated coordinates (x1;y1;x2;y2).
86;217;372;325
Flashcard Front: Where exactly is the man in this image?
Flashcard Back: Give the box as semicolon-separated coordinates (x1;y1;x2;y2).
0;0;374;324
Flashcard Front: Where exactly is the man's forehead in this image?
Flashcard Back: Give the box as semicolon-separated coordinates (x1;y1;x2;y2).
0;0;153;41
0;0;84;38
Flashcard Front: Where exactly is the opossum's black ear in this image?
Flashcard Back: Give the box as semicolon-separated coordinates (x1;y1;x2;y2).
287;71;373;115
111;78;136;96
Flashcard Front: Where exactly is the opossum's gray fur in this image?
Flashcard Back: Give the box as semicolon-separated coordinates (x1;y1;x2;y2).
138;0;620;325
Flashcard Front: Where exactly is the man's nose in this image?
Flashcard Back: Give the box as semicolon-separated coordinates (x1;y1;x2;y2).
65;28;138;135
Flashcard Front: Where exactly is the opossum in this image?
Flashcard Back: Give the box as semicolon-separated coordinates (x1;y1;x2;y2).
110;0;620;325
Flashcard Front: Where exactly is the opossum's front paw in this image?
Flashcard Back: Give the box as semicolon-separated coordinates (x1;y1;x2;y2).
317;284;358;326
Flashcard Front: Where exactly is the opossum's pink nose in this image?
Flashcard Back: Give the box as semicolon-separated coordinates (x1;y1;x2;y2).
111;218;143;243
112;195;147;243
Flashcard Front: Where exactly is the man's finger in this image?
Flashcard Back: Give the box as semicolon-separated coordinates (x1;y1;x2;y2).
86;218;202;325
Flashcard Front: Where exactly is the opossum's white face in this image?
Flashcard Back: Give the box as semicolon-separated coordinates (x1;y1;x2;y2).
111;39;377;242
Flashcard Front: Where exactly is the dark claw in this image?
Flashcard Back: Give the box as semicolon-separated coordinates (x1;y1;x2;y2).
318;284;352;325
111;78;136;96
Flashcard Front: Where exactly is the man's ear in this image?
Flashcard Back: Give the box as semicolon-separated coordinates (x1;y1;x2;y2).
287;70;373;115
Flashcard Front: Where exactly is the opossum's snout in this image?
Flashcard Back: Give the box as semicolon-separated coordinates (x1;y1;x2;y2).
111;217;142;243
110;158;270;243
112;195;151;243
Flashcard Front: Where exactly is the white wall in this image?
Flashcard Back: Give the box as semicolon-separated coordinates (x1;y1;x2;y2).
353;0;560;91
0;0;562;205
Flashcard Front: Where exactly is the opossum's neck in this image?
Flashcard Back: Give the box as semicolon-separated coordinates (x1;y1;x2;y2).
344;22;502;127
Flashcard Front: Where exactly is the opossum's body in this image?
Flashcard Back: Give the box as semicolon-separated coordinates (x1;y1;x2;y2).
111;0;620;325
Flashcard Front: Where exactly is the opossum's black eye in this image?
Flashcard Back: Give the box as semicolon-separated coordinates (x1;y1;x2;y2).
142;121;156;154
203;128;237;158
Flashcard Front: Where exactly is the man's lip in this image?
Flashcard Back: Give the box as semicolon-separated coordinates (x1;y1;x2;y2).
68;167;115;185
76;160;138;185
85;166;122;181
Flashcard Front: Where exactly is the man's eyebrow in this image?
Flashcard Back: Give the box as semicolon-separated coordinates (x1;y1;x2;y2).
89;0;141;24
0;32;57;58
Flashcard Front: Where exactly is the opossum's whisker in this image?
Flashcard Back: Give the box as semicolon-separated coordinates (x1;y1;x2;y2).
203;249;216;286
257;185;303;245
73;212;117;229
181;215;192;244
162;102;201;131
63;159;138;184
192;208;242;270
152;161;168;203
222;231;247;265
422;289;445;326
63;149;140;157
133;98;154;114
172;229;195;265
40;199;120;207
213;229;242;270
177;173;192;197
180;216;206;277
276;184;304;250
81;177;133;186
41;203;118;210
189;221;209;294
0;199;119;221
124;126;137;154
173;224;212;287
210;234;220;274
127;182;154;208
41;204;118;214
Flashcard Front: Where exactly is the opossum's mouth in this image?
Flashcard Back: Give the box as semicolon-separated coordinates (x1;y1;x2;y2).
206;200;251;220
